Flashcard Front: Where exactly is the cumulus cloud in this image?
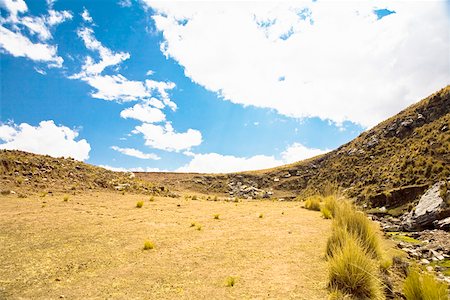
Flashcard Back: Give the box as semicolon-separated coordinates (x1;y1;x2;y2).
177;142;327;173
177;152;281;173
145;1;450;127
0;1;71;67
99;165;165;172
120;101;166;123
133;122;202;152
111;145;160;160
0;120;91;161
281;142;329;164
81;8;93;23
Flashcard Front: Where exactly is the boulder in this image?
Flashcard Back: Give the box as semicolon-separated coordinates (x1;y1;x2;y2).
404;182;448;231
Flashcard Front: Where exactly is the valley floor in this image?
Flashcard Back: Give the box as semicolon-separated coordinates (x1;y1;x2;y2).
0;192;330;299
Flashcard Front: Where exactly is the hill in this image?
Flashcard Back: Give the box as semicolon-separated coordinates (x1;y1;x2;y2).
137;85;450;208
0;150;169;196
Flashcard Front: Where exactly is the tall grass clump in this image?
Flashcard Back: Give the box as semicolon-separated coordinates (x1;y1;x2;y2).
333;201;381;259
321;207;333;219
136;201;144;208
143;240;155;250
323;195;339;217
403;267;448;300
304;196;321;211
328;236;384;300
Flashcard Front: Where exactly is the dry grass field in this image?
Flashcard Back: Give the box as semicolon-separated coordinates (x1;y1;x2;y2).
0;192;330;299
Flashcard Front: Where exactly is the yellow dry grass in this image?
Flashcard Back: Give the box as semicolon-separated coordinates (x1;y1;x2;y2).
0;192;330;299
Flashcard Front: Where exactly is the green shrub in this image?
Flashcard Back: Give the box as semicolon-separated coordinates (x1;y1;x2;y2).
63;195;69;202
213;214;220;220
328;236;384;300
136;201;144;208
143;240;155;250
304;196;321;211
403;267;448;300
321;207;333;219
225;276;236;287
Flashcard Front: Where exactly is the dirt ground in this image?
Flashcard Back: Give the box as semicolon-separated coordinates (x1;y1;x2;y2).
0;192;331;299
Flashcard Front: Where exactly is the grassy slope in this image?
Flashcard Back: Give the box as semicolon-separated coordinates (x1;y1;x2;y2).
0;192;330;299
0;150;168;196
138;86;450;207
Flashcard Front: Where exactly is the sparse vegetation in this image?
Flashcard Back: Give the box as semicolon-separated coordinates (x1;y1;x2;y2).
196;224;202;231
136;201;144;208
225;276;236;287
213;214;220;219
63;195;69;202
321;207;333;219
403;267;448;300
259;213;263;218
149;196;155;202
192;195;197;200
143;240;155;250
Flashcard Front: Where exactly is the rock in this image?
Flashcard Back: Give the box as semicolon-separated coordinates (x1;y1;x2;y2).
404;182;447;230
426;266;434;272
273;178;279;182
434;217;450;230
430;249;445;261
420;258;430;264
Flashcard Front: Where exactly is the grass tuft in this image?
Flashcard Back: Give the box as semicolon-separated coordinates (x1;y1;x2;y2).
196;224;202;231
403;267;448;300
213;214;220;220
143;240;155;250
225;276;236;287
321;207;333;219
136;201;144;208
63;195;69;202
304;196;321;211
328;235;384;300
259;213;264;218
149;196;155;202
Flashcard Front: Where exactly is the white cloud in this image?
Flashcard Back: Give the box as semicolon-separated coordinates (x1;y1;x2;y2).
120;101;166;123
133;122;202;152
177;152;281;173
81;8;93;23
146;69;154;76
145;1;450;128
111;145;160;160
0;120;91;161
0;25;63;67
118;0;132;8
99;164;165;172
281;142;328;164
177;142;327;173
0;2;71;68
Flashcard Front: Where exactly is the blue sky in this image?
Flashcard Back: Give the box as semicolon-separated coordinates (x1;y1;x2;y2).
0;0;449;173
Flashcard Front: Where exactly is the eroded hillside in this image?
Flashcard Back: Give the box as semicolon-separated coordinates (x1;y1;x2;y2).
137;86;450;207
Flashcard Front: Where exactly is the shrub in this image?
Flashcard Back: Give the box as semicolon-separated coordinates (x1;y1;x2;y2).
326;227;351;258
321;207;333;219
190;222;196;227
149;196;155;202
259;213;264;218
403;267;448;300
192;195;197;200
328;236;384;300
63;195;69;202
143;240;155;250
304;196;321;211
136;201;144;208
213;214;220;220
225;276;236;287
196;224;202;231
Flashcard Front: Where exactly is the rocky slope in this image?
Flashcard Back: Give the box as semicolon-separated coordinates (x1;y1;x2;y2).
138;85;450;207
0;150;168;196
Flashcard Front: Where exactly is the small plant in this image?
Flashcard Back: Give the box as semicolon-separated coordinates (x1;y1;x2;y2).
149;196;155;202
213;196;218;201
143;240;155;250
39;192;46;197
190;222;196;227
225;276;236;287
213;214;220;220
63;195;69;202
304;196;321;211
196;224;202;231
136;201;144;208
18;193;27;198
321;207;333;219
192;195;197;200
403;267;448;300
323;195;339;217
259;213;263;218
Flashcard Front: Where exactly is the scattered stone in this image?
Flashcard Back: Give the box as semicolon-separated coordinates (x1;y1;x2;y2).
420;258;430;265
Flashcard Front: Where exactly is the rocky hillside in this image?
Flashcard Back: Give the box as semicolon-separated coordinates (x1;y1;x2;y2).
0;150;169;196
138;85;450;207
